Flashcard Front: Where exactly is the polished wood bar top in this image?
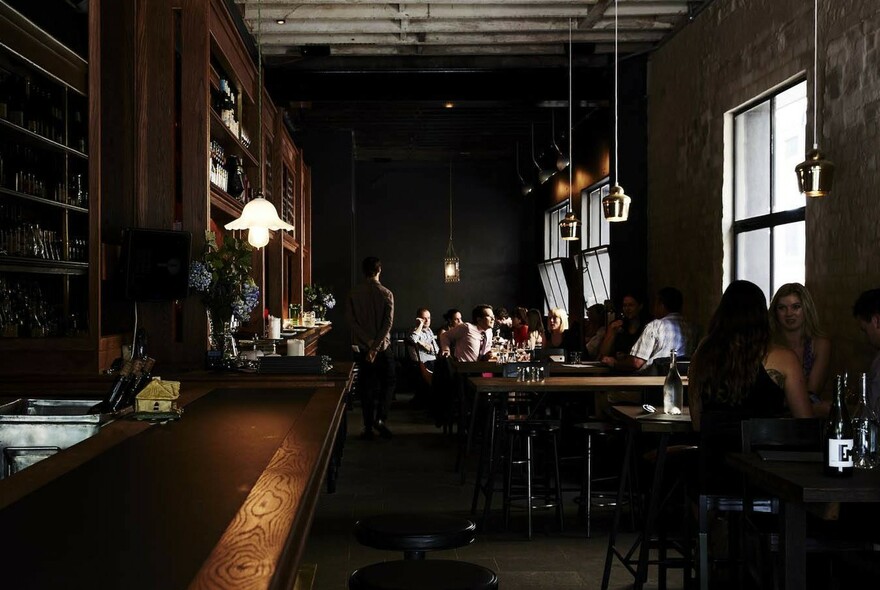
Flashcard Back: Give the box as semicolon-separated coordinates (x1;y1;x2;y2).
468;374;688;393
728;452;880;504
0;369;351;590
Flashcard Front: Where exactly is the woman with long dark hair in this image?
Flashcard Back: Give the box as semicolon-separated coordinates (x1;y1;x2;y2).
689;280;813;431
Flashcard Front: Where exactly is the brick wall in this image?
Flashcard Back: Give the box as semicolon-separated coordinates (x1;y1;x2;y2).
647;0;880;386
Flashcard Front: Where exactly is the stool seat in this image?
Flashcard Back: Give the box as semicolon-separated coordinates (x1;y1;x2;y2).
349;559;499;590
354;514;476;559
573;420;620;434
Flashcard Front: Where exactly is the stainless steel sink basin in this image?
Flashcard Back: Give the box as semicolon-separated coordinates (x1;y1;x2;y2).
0;399;108;479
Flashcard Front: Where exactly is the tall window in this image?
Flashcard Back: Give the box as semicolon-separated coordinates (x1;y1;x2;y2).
579;180;611;308
732;81;807;300
540;202;570;311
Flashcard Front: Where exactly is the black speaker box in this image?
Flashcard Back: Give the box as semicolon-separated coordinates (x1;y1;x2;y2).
121;228;191;301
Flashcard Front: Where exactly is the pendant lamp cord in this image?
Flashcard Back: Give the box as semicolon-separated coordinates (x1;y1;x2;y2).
257;0;263;195
614;0;619;184
812;0;818;150
568;18;573;213
448;163;453;243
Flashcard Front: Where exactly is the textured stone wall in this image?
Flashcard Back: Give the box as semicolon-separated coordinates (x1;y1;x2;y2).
647;0;880;384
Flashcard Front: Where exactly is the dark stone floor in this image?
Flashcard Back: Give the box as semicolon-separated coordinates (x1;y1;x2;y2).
300;395;689;589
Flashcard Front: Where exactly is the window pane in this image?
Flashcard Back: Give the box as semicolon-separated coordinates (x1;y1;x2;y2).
736;228;771;300
773;82;807;212
545;204;568;260
734;101;771;220
538;260;568;312
772;220;805;292
582;249;610;308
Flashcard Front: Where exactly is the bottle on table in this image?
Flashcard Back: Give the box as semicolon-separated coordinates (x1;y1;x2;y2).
825;374;854;477
851;372;878;469
662;349;683;415
100;359;134;413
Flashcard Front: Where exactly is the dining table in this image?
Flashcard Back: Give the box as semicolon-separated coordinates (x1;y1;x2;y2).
726;452;880;590
601;404;694;590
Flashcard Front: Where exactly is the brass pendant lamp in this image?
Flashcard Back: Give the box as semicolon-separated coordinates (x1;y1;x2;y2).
559;18;581;241
795;0;834;197
224;0;294;247
444;162;461;282
602;0;631;222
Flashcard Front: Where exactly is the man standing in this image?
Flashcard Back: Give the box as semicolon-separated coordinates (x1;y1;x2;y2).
602;287;691;372
346;256;395;439
439;304;496;362
853;288;880;413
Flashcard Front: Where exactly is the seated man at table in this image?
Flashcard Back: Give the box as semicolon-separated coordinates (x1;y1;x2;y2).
853;288;880;414
601;287;691;373
439;304;496;362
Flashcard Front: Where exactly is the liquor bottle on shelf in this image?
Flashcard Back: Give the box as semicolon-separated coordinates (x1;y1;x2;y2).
825;374;854;477
662;349;683;415
851;372;879;469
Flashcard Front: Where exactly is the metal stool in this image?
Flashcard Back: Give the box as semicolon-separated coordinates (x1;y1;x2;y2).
502;420;564;539
354;514;476;560
349;560;498;590
572;420;635;538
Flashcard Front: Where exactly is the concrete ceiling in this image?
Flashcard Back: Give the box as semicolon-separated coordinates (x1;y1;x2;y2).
234;0;712;161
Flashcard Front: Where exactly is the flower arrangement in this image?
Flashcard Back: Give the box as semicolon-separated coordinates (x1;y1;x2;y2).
189;231;260;323
304;283;336;319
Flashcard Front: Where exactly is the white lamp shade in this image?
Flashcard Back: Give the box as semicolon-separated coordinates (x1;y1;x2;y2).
224;197;295;232
247;227;271;248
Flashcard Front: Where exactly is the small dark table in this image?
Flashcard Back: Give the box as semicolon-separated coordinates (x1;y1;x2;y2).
727;452;880;590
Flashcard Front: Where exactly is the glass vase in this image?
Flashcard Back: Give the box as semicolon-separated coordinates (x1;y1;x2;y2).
207;309;239;361
313;305;326;322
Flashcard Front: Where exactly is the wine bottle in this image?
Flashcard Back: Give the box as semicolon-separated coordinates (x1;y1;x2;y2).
101;359;134;413
110;358;144;413
851;372;879;469
121;356;155;409
662;349;683;415
825;374;854;477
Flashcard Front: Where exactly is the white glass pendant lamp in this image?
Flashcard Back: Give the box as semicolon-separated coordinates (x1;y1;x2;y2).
223;0;294;248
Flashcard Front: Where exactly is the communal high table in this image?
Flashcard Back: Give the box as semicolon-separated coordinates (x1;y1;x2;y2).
602;403;693;590
727;452;880;590
0;371;351;590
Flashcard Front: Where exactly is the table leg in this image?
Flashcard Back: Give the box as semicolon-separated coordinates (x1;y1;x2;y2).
780;500;806;590
602;425;635;590
635;432;670;589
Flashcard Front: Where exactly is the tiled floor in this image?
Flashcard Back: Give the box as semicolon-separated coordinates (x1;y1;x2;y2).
301;395;689;589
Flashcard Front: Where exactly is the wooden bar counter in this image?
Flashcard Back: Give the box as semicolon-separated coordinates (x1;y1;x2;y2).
0;365;352;590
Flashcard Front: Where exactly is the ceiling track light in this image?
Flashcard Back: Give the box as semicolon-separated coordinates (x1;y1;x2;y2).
559;18;581;242
602;0;631;222
554;108;570;172
516;142;533;196
795;0;835;198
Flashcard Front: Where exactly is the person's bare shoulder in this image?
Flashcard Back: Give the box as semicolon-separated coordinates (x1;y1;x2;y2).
766;344;800;372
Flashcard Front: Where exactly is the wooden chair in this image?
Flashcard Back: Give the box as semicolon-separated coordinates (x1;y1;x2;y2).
695;415;824;590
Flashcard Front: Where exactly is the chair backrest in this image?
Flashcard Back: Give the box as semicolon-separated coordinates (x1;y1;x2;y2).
741;418;824;453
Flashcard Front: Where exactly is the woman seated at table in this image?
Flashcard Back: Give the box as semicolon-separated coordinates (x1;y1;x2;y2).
438;308;463;339
769;283;831;414
689;280;813;431
545;307;582;356
511;306;529;345
526;308;545;350
599;292;647;359
688;280;813;495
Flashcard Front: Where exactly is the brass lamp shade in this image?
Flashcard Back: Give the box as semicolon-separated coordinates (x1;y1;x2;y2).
559;211;581;241
602;184;631;222
795;148;835;198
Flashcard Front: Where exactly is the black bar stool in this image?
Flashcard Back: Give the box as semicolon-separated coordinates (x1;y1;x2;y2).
354;514;477;560
572;420;636;538
502;419;564;539
349;560;498;590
